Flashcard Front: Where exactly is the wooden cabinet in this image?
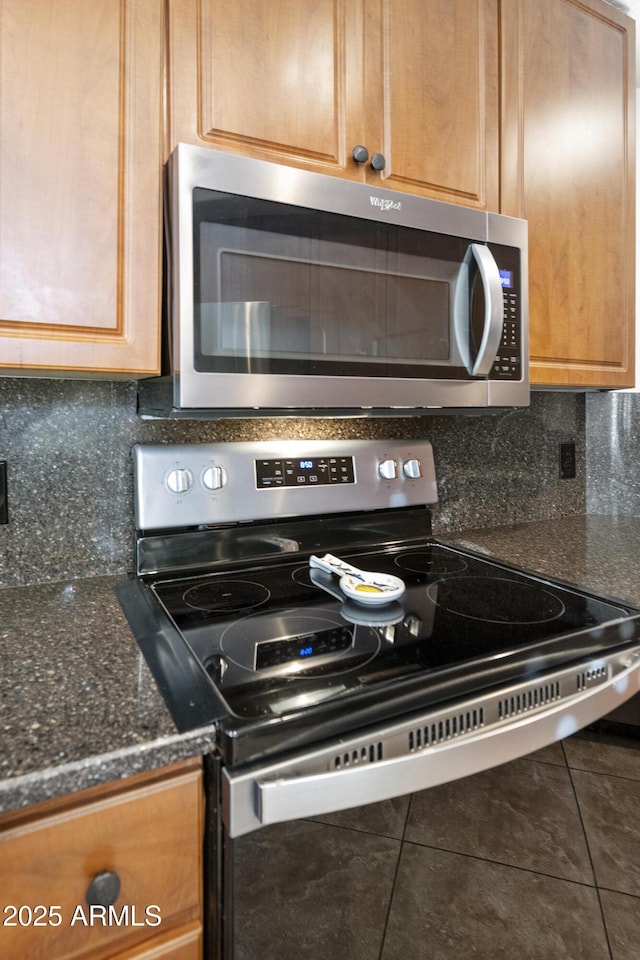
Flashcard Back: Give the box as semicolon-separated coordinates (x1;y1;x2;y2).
0;0;633;385
167;0;500;210
0;0;164;377
0;760;203;960
501;0;635;388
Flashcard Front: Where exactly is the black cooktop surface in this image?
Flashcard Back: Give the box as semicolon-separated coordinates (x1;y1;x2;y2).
149;542;636;723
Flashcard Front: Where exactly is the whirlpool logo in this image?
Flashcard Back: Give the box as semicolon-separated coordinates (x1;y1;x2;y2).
369;195;402;213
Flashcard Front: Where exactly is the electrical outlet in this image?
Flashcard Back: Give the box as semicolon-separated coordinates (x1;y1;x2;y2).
0;461;7;524
559;442;576;480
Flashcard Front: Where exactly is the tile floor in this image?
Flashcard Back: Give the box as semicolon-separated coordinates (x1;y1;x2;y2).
231;726;640;960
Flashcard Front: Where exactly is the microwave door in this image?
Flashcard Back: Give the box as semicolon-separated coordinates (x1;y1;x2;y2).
455;243;504;378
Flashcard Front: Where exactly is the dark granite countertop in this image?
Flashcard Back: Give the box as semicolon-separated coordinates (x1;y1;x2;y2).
442;514;640;607
2;514;639;816
0;575;217;814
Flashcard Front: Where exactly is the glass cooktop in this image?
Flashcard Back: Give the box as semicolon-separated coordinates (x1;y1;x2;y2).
149;542;635;721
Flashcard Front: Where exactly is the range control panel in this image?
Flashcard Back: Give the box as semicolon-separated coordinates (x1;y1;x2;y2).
256;456;355;488
134;440;438;531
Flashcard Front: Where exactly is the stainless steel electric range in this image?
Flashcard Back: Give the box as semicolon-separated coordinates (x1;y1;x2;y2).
118;438;640;844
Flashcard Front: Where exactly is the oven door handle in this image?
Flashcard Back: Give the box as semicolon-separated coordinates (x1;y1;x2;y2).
222;651;640;838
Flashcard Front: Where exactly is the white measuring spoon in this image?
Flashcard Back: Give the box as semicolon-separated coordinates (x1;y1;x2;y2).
309;553;405;606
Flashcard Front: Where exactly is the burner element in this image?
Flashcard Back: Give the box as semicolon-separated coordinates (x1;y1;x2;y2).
220;609;380;676
292;566;314;587
427;576;565;625
184;580;270;613
395;547;468;576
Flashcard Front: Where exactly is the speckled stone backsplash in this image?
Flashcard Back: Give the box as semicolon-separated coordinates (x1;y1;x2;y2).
0;379;586;587
587;391;640;515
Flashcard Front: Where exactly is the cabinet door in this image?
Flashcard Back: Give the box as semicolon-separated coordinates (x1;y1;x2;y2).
0;762;203;960
168;0;366;178
0;0;163;376
370;0;499;208
501;0;635;388
99;921;202;959
168;0;499;207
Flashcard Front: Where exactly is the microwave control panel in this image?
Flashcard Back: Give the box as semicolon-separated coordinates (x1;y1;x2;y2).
489;244;522;382
491;286;521;381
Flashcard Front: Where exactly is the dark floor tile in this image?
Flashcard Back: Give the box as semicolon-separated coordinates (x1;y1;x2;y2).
381;845;610;960
564;735;640;780
600;889;640;960
525;740;566;765
405;757;593;883
309;793;410;838
231;819;400;960
572;769;640;897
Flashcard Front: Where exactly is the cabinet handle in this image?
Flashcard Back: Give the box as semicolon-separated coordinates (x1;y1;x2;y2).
370;153;386;172
352;145;370;164
86;870;121;908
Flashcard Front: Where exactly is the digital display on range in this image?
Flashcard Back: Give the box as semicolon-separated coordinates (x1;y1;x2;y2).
255;626;353;670
255;455;355;488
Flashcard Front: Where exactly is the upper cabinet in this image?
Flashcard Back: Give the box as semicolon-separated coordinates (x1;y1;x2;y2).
167;0;500;210
0;0;163;377
501;0;635;389
0;0;633;386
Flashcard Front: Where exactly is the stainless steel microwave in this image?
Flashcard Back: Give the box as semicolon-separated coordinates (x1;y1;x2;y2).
156;143;528;416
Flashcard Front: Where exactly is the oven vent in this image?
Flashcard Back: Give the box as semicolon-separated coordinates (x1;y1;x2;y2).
576;665;607;691
332;741;384;769
498;681;561;719
408;708;485;751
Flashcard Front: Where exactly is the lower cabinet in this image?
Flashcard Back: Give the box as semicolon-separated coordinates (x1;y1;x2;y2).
0;759;203;960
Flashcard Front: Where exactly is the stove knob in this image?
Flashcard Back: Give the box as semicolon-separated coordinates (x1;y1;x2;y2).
166;467;193;494
403;458;423;479
202;464;227;491
378;458;398;480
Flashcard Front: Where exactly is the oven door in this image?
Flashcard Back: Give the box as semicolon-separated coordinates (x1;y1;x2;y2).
222;643;640;838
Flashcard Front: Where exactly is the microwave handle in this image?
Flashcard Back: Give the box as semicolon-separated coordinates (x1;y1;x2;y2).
468;243;504;377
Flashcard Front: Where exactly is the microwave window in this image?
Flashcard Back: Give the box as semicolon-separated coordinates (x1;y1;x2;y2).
192;190;471;378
